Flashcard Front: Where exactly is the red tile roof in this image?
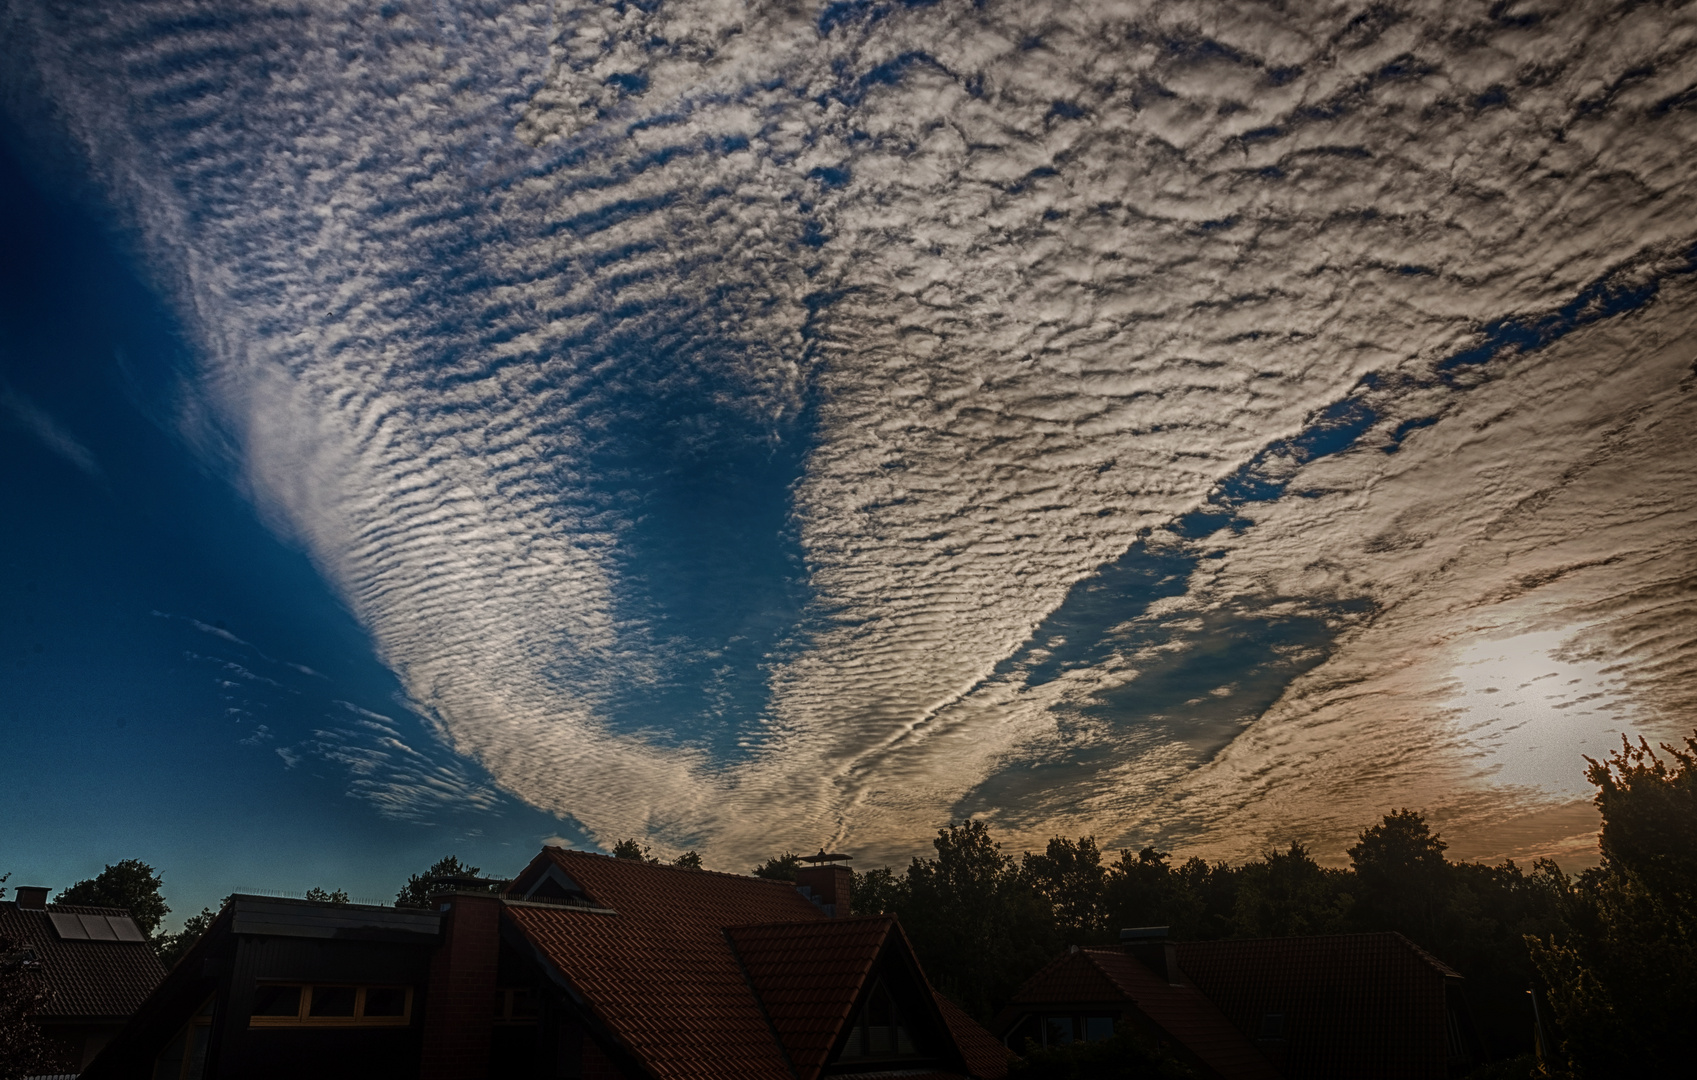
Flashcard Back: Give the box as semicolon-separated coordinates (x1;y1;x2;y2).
932;989;1017;1080
506;851;821;1080
726;916;893;1078
0;902;165;1020
1174;932;1459;1080
1005;948;1278;1080
502;850;1006;1080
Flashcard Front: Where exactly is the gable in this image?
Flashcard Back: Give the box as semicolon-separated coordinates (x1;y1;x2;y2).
726;917;890;1078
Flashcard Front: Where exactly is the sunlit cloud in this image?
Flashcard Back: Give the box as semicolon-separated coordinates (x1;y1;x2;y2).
7;0;1695;865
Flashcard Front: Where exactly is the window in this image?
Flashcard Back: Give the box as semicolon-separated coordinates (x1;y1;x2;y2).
493;987;539;1024
248;984;413;1026
1257;1012;1285;1040
837;978;917;1060
1006;1014;1119;1049
153;996;213;1080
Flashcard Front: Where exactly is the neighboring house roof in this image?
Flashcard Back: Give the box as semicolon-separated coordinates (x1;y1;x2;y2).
1174;932;1463;1080
502;848;1008;1080
1002;947;1279;1080
0;901;166;1021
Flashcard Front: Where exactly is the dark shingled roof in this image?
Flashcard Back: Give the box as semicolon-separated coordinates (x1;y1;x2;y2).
0;901;166;1021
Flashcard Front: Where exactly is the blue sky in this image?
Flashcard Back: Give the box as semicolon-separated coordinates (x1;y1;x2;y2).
4;1;1697;924
0;138;576;919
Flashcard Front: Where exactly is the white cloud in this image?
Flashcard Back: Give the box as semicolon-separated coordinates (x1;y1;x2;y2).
0;383;101;477
9;0;1696;866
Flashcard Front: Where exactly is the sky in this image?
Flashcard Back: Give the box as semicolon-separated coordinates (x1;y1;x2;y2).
3;0;1695;927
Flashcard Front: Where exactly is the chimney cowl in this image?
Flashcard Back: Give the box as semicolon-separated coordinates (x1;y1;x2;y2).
14;886;50;910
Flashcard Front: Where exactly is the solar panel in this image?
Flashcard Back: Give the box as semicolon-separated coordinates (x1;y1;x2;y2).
48;911;89;940
78;913;119;941
108;915;147;942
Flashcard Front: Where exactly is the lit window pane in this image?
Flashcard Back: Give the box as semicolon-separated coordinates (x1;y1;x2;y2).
364;987;407;1017
251;985;301;1018
309;986;357;1017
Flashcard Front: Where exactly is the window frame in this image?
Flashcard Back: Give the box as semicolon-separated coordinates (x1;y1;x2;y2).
248;983;414;1027
493;986;540;1025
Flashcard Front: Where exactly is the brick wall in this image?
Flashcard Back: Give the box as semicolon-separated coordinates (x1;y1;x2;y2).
420;893;500;1080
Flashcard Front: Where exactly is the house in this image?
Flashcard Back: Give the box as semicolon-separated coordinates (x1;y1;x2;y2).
83;848;1014;1080
0;884;167;1071
1173;933;1481;1079
996;929;1278;1080
999;928;1480;1080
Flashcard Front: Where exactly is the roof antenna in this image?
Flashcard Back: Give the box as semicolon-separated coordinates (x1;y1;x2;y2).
799;849;852;864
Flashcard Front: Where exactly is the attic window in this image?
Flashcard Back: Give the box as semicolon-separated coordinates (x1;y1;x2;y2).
521;864;595;907
837;978;918;1060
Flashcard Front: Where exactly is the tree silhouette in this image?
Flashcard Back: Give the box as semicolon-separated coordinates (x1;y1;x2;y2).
1529;732;1697;1078
57;860;169;937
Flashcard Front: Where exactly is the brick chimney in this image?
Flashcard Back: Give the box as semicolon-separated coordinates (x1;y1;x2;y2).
795;850;853;917
14;886;49;910
421;892;502;1080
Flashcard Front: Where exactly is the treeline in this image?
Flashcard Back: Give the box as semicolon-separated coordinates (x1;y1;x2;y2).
752;812;1560;1062
733;731;1696;1079
8;733;1691;1079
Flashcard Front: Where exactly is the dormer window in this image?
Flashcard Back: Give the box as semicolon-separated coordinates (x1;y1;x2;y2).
521;864;596;907
837;978;917;1060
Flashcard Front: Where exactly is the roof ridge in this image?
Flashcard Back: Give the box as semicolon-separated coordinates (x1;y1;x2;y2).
1385;930;1465;978
1173;930;1465;977
545;847;811;889
44;903;140;917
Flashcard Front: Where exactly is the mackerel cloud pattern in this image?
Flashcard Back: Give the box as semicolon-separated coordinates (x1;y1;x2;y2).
7;0;1697;862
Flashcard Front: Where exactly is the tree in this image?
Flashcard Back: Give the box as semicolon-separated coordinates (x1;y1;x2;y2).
1023;836;1107;940
1528;732;1697;1078
1347;809;1449;941
897;821;1057;1020
611;839;658;863
672;851;703;870
1;934;69;1080
154;907;220;971
850;866;903;915
57;860;169;937
395;856;494;909
303;887;350;904
752;852;801;881
1231;842;1351;939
